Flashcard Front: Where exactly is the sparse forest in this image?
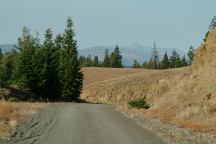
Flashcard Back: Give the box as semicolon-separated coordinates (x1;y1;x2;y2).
139;45;194;69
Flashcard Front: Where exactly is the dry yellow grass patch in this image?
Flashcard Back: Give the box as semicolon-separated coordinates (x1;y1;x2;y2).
82;67;149;86
0;102;47;139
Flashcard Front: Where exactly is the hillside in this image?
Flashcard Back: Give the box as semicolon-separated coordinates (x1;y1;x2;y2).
81;29;216;134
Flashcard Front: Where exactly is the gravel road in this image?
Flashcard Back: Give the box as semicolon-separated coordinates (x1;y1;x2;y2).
3;104;165;144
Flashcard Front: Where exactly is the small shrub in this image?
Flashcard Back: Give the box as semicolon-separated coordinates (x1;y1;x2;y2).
8;97;19;102
128;98;150;109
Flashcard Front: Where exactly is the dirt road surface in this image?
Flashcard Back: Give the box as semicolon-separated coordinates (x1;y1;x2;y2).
3;104;165;144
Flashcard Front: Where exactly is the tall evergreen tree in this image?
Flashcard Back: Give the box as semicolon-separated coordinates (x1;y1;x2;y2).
55;34;63;50
160;51;170;69
181;55;188;67
93;56;99;67
149;43;159;69
133;59;141;68
15;27;38;91
0;51;18;87
79;56;87;67
86;55;92;66
103;49;110;67
60;17;83;101
39;28;61;101
111;45;122;68
169;50;178;68
187;46;195;65
175;55;182;68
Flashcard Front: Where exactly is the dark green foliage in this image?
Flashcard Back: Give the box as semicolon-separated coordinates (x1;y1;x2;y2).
209;16;216;31
204;31;209;42
133;59;141;68
169;50;178;68
148;43;159;69
60;17;83;100
187;46;195;65
143;47;188;69
103;49;110;67
55;34;63;51
0;17;83;102
181;55;188;67
79;56;87;67
0;50;18;87
160;52;170;69
86;55;92;66
93;56;99;67
111;45;123;68
38;28;61;101
175;55;182;68
79;55;103;67
0;48;3;60
15;27;38;91
142;61;149;69
8;96;19;102
128;98;150;109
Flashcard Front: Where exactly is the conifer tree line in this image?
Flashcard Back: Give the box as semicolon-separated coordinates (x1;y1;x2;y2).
79;45;123;68
133;45;195;69
0;17;83;101
79;55;103;67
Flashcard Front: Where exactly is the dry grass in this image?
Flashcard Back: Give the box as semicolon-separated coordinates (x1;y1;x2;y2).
82;67;148;86
81;66;216;134
0;102;46;139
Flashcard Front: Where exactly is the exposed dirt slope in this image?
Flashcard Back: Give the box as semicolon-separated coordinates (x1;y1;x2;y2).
81;29;216;133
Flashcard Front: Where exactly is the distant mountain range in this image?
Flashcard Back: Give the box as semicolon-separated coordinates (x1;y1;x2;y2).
78;44;187;66
0;44;187;66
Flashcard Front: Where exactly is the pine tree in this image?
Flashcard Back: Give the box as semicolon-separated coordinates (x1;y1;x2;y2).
181;55;188;67
111;45;122;68
169;50;178;68
79;56;87;67
160;51;170;69
55;34;63;50
187;46;195;65
209;16;216;31
15;27;38;92
103;49;110;67
93;56;99;67
0;51;18;88
149;43;159;69
175;55;182;68
60;17;83;101
133;59;138;68
39;28;61;101
133;59;141;68
86;55;92;67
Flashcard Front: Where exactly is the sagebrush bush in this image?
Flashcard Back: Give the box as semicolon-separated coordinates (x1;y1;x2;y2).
128;98;150;109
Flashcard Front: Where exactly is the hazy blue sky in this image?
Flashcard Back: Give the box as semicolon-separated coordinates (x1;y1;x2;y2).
0;0;215;50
